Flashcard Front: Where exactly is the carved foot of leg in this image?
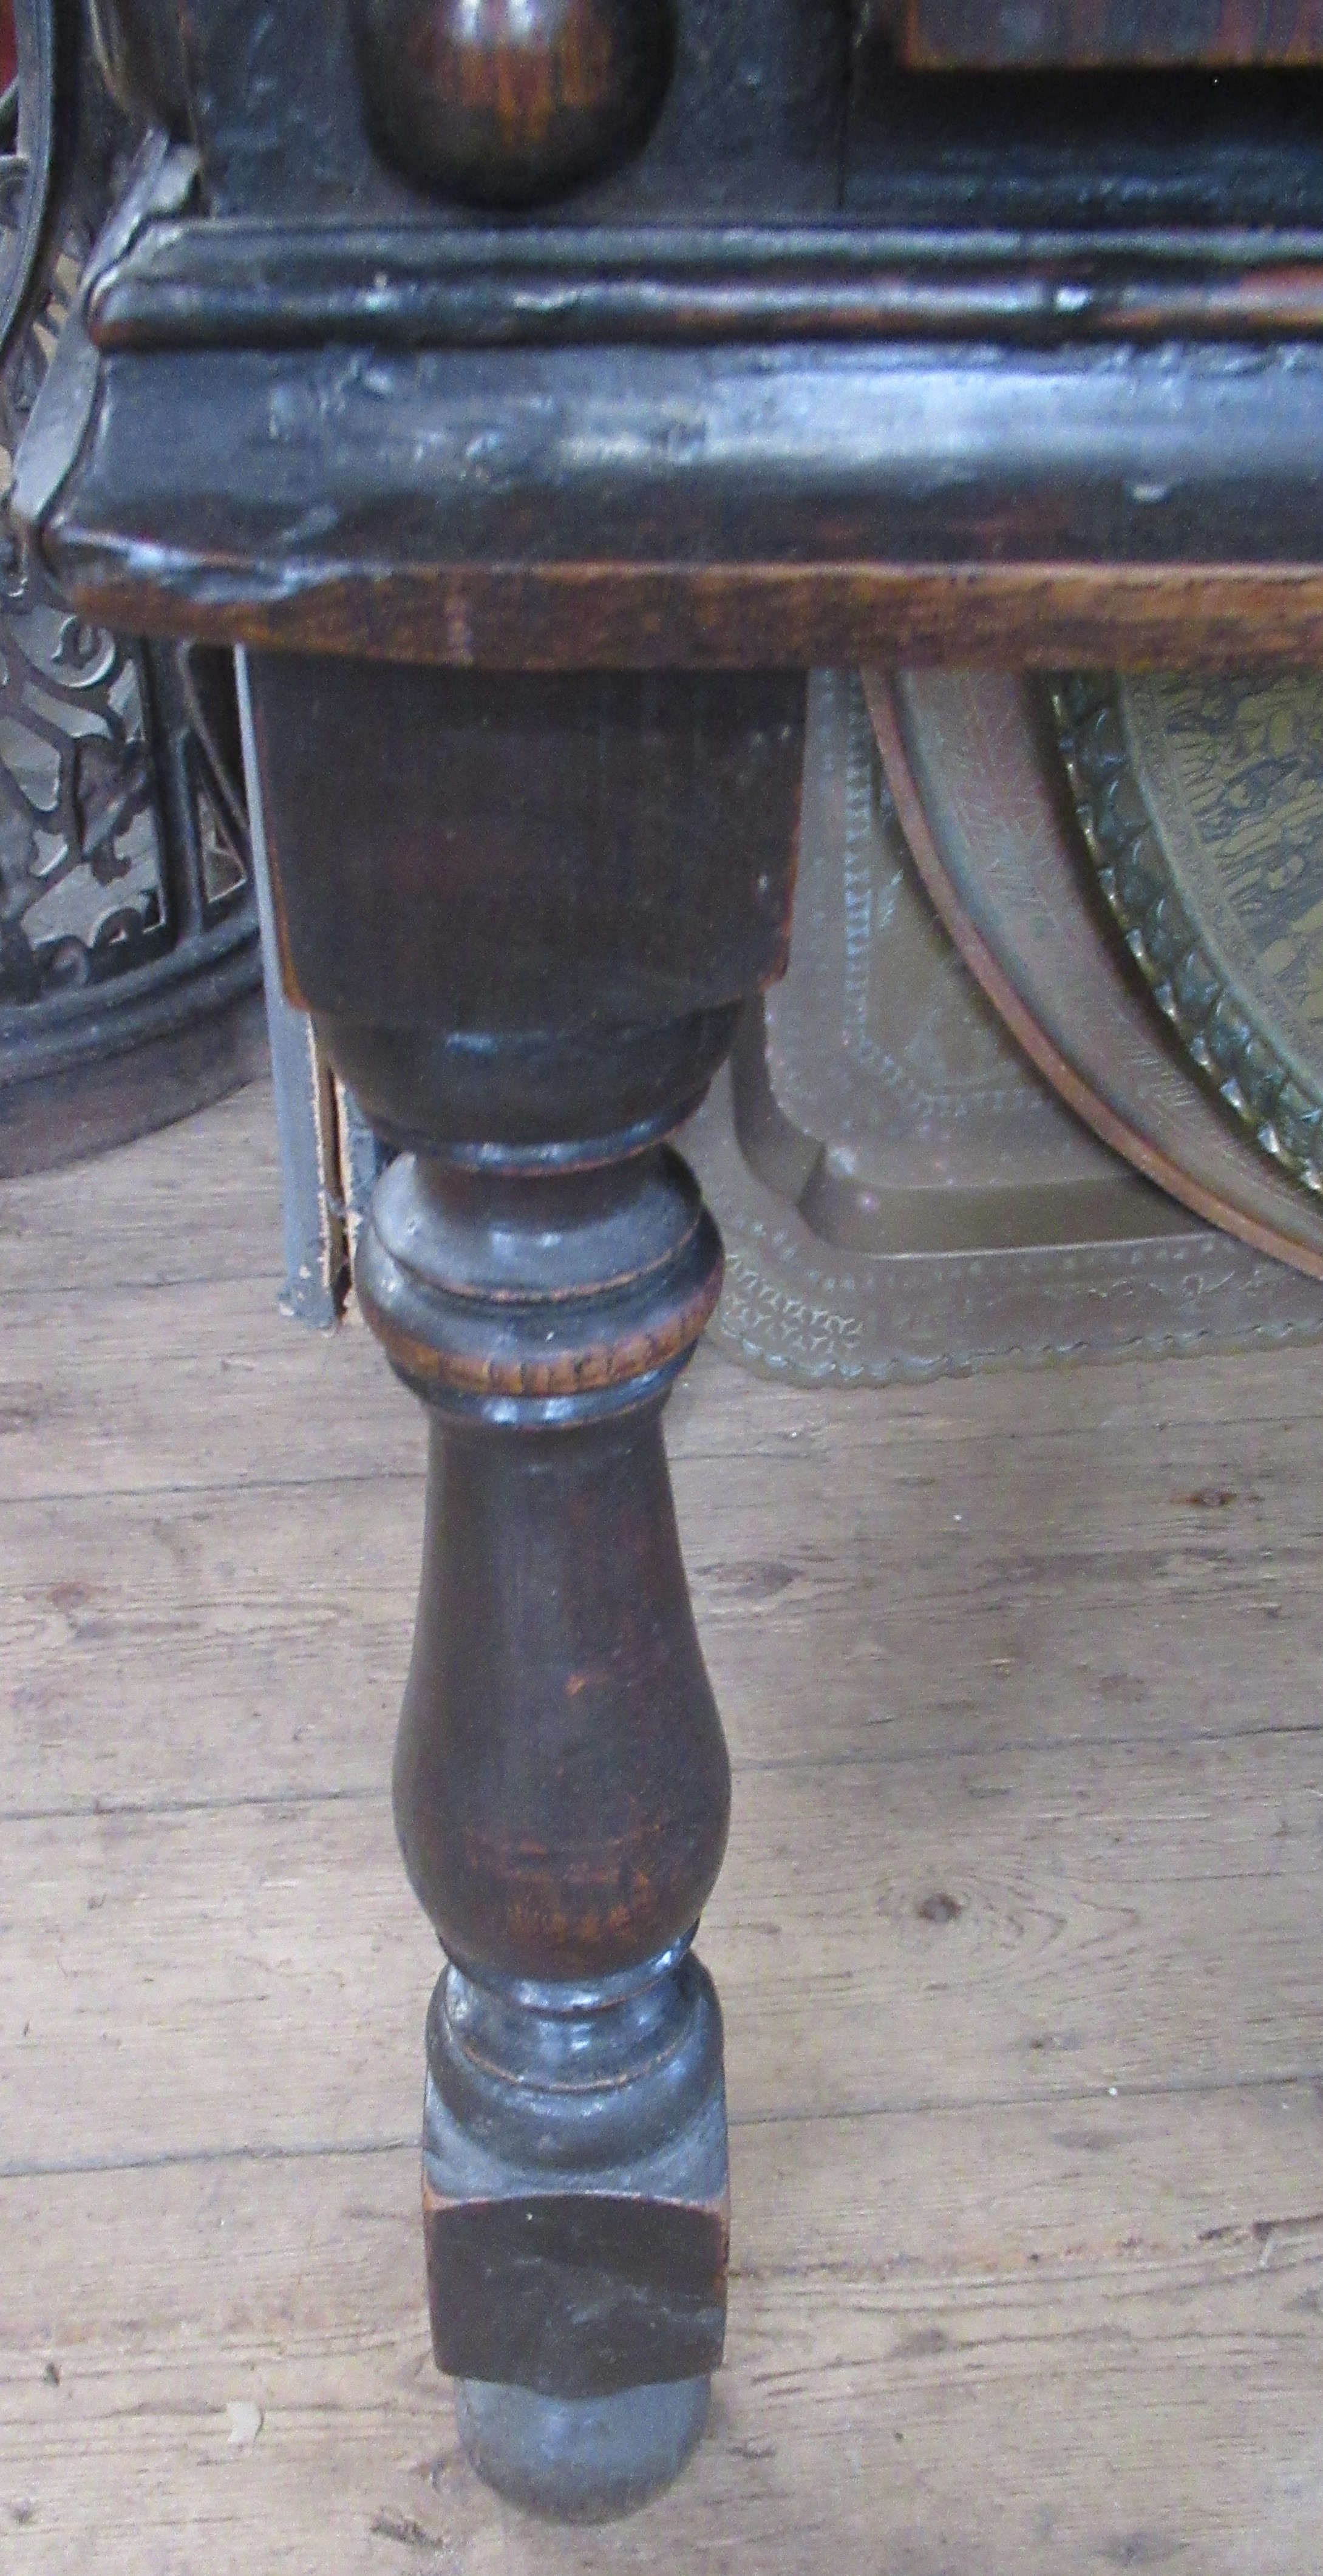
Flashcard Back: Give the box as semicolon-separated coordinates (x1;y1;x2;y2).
456;2379;711;2523
434;1940;723;2518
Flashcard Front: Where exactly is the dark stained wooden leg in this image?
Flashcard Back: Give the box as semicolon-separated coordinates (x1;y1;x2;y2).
241;658;806;2516
356;1032;733;2515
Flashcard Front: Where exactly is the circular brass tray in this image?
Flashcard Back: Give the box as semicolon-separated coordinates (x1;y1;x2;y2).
863;670;1323;1285
1052;671;1323;1195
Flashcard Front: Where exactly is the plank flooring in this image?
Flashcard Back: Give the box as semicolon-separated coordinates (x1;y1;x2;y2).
2;1075;1322;2574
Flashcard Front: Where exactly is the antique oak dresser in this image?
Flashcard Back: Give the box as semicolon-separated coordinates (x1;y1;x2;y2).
18;0;1323;2523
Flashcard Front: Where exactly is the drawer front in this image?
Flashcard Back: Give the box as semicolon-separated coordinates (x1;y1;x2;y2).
873;3;1323;66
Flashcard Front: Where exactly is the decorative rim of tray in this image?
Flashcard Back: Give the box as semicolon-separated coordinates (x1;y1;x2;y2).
1050;669;1323;1199
862;667;1323;1282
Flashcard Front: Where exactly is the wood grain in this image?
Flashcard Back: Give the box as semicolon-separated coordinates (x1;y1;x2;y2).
4;1075;1323;2567
0;1080;282;1300
8;1229;1323;1506
352;0;676;208
2;2107;1321;2575
5;1403;1323;1816
880;1;1323;67
5;1724;1323;2166
64;560;1323;677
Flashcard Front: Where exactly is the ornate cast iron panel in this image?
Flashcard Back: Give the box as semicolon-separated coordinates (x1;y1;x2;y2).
0;0;262;1172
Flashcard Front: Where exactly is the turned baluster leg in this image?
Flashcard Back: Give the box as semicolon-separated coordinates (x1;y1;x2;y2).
358;1056;731;2514
241;657;805;2517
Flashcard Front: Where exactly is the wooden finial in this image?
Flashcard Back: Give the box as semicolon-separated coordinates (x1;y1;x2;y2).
353;0;676;208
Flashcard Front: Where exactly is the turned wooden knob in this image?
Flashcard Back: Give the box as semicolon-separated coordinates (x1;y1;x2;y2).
353;0;676;208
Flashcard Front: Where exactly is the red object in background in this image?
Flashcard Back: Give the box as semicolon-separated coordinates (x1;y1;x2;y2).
872;2;1323;67
0;2;15;95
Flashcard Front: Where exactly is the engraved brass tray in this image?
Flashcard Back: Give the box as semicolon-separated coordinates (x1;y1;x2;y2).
1053;671;1323;1195
868;670;1323;1285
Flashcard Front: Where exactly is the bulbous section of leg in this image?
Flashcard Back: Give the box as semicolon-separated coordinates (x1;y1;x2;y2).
394;1402;730;1982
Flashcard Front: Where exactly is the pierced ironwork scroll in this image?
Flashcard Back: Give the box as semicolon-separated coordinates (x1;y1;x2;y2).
0;0;262;1172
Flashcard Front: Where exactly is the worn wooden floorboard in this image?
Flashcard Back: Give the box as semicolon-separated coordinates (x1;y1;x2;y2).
3;1075;1323;2571
0;1082;285;1300
10;1259;1323;1510
2;2106;1321;2576
5;1725;1323;2169
5;1380;1323;1809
